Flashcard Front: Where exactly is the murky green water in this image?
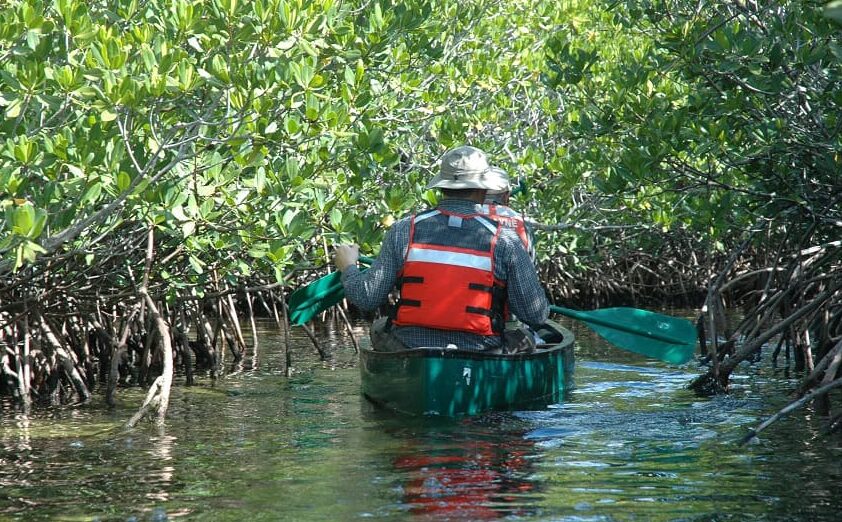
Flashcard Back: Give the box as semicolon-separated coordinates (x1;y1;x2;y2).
2;318;841;521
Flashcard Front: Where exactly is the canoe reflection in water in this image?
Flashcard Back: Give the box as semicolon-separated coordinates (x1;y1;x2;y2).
391;422;541;520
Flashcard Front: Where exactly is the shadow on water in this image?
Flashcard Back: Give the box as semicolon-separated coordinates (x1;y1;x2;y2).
1;318;842;521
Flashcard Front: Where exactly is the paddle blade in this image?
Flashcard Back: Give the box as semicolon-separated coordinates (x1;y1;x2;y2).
551;306;697;364
288;271;345;325
287;257;375;325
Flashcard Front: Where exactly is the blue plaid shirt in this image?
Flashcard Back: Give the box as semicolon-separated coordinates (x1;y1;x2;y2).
341;198;549;350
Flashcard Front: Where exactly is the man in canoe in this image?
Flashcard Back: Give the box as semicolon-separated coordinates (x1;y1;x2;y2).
479;166;536;263
334;145;549;353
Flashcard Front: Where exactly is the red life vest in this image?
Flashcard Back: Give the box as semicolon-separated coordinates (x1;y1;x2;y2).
479;203;533;259
392;209;506;336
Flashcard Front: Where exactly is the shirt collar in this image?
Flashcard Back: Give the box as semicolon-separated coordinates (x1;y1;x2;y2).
436;198;483;214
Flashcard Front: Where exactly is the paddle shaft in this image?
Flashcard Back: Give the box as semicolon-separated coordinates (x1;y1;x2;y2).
289;255;695;363
550;305;689;345
359;257;688;346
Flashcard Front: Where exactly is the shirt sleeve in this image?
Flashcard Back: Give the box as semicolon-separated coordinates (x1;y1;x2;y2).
523;221;537;263
500;229;549;327
340;221;407;311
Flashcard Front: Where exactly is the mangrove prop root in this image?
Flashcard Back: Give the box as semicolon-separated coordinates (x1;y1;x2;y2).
298;319;329;361
739;376;842;445
1;196;839;440
125;375;163;429
337;303;359;354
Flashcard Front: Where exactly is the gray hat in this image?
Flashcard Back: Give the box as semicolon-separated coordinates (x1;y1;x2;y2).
426;146;505;190
485;166;511;195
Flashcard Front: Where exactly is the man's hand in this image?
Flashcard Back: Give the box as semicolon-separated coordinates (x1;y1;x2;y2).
334;244;360;272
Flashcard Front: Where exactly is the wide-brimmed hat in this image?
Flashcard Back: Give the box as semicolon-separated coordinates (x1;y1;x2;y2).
485;166;511;196
426;146;506;190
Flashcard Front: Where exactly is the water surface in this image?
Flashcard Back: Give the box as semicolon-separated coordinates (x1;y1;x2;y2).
1;318;840;520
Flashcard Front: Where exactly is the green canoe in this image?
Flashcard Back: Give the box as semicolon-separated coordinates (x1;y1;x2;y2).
360;321;575;417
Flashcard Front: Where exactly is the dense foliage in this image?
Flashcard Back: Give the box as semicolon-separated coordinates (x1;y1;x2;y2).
0;0;587;421
536;0;842;432
1;0;840;434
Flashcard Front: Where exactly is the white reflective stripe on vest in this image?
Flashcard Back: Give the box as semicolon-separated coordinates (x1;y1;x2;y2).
494;206;520;218
406;247;492;271
480;203;520;218
474;215;497;234
414;210;441;223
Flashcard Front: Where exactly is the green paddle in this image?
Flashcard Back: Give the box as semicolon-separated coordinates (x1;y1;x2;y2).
549;305;696;364
288;255;375;325
288;256;697;364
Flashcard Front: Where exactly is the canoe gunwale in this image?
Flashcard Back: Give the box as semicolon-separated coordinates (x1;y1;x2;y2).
360;341;573;362
362;321;575;361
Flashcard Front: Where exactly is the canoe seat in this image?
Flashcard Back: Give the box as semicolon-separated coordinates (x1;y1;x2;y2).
535;321;568;346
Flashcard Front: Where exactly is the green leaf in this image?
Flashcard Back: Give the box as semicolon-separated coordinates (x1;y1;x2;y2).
329;207;343;229
285;115;300;134
372;2;384;29
5;98;23;119
141;45;156;70
343;65;355;87
29;208;47;238
299;39;318;58
101;109;118;122
200;199;215;218
65;164;84;177
82;182;103;205
181;221;196;237
116;172;131;191
188;254;204;274
253;167;266;192
281;209;298;228
16;240;47;267
12;204;35;235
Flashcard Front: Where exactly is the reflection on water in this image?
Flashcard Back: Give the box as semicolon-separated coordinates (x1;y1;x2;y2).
376;416;540;520
1;318;841;521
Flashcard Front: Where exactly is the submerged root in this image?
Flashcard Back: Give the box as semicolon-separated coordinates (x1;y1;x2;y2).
688;373;728;396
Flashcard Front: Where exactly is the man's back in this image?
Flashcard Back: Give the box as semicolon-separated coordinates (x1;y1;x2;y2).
341;198;548;351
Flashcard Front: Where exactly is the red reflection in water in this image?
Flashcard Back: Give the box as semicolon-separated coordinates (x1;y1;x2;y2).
393;434;538;520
